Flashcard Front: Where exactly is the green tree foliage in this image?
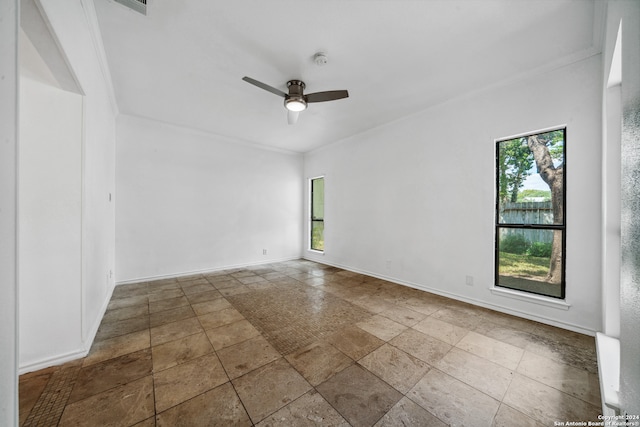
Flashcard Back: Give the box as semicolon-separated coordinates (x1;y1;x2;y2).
498;129;565;285
517;189;551;202
498;130;563;204
498;139;534;202
500;233;529;255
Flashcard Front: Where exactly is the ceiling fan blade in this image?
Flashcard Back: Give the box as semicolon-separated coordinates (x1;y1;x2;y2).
287;110;299;125
306;90;349;103
242;76;287;97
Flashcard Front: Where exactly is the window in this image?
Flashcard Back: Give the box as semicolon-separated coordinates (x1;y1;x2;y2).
310;177;324;251
495;128;566;298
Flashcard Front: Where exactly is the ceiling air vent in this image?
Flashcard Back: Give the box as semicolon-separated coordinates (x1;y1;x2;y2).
114;0;146;15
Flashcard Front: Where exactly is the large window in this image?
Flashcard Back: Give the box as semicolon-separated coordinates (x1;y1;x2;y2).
310;177;324;251
495;128;566;298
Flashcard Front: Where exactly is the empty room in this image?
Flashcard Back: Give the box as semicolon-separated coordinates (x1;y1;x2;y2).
2;0;640;426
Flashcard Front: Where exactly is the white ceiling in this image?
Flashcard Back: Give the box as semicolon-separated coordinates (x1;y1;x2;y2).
94;0;603;153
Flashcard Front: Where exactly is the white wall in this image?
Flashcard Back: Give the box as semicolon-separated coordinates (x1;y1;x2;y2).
19;33;84;368
304;54;603;334
18;0;117;372
601;0;622;340
0;0;19;423
116;115;303;282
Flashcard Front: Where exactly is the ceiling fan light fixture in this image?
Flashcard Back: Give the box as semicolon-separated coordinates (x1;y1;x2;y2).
285;97;307;112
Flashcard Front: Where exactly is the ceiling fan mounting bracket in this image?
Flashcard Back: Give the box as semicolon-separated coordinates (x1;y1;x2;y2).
286;80;306;100
287;80;305;88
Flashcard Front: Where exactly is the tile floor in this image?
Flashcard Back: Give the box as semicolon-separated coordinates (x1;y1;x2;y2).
19;259;603;426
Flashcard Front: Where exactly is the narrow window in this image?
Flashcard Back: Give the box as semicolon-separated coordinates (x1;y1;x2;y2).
310;177;324;251
495;128;566;298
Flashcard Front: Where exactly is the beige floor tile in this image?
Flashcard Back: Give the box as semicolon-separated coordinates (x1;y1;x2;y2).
473;321;539;349
211;278;244;290
285;341;353;386
503;374;601;426
231;271;257;278
530;323;596;351
181;281;216;295
435;347;514;400
246;282;278;292
220;286;252;296
413;316;469;345
351;295;396;314
517;351;601;406
69;348;152;404
430;306;482;329
150;317;203;346
185;289;223;305
456;331;524;370
112;283;149;299
525;338;599;375
155;383;251;427
22;259;603;427
326;325;385;360
492;404;545;427
205;319;261;350
176;274;205;282
237;275;268;285
233;358;312;424
255;390;349;427
198;307;245;329
357;315;407;341
153;353;228;413
59;376;154;426
149;305;196;328
147;288;185;302
374;396;447;427
379;305;427;326
102;304;149;324
217;336;281;379
389;328;451;365
132;416;156;427
152;332;214;372
480;309;538;334
83;329;150;367
107;294;149;311
191;297;232;315
316;364;402;427
359;343;430;394
398;298;443;316
148;295;190;314
94;315;150;341
19;368;54;426
260;271;287;281
147;280;181;293
407;369;500;427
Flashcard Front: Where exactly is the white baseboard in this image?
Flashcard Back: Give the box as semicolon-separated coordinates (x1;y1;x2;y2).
116;255;302;285
19;348;89;375
303;257;596;336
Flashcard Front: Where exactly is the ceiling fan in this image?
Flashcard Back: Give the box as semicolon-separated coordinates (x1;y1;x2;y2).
242;76;349;124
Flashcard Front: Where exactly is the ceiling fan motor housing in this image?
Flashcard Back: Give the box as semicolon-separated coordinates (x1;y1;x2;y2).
285;80;307;111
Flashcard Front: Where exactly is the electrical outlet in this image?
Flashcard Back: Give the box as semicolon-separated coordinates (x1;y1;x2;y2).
466;275;474;286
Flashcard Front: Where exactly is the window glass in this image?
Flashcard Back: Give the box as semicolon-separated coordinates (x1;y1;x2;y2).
495;129;565;298
311;177;324;251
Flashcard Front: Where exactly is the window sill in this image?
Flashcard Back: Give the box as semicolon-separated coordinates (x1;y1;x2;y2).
595;332;620;414
489;286;571;310
307;249;324;255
